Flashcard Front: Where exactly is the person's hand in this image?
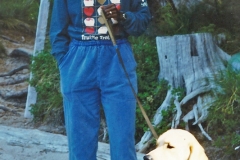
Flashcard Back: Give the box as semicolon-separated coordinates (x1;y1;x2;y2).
101;4;123;20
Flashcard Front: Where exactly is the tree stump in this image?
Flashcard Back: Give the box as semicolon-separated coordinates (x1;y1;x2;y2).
136;33;231;152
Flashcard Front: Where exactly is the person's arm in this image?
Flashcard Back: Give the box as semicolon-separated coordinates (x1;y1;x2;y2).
49;0;70;63
120;0;152;36
102;0;151;37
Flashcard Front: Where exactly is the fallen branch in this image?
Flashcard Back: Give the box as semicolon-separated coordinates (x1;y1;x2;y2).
3;101;26;109
0;65;29;77
0;105;19;115
172;96;182;128
180;86;212;106
100;118;108;142
0;88;28;100
0;35;20;44
0;75;29;86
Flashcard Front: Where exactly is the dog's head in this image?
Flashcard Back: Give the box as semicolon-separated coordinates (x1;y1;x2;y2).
144;129;208;160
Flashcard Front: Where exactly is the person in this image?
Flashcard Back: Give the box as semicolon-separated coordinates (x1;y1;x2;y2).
49;0;151;159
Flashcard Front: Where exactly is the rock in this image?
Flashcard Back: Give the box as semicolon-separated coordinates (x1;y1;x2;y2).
9;48;32;63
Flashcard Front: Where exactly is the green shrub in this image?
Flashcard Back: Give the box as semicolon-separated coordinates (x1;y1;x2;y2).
148;0;240;54
29;50;63;124
0;0;39;24
129;35;169;140
0;0;39;32
207;69;240;156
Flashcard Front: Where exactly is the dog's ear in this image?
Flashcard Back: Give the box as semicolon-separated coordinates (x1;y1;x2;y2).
188;143;208;160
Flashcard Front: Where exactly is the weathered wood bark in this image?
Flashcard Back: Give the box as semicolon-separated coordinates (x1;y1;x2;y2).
24;0;50;118
136;33;231;152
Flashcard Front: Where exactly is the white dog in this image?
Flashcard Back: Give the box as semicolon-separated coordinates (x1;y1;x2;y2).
144;129;208;160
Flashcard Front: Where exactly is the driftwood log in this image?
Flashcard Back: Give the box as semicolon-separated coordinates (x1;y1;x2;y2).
136;33;231;152
0;65;29;77
0;125;145;160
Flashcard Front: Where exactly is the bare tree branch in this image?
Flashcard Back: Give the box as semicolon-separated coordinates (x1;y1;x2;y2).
0;65;29;77
0;105;19;115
